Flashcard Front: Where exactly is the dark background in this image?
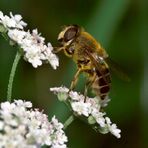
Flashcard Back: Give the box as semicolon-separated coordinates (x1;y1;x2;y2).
0;0;148;147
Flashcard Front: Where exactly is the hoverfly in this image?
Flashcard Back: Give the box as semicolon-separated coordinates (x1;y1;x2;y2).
54;25;114;100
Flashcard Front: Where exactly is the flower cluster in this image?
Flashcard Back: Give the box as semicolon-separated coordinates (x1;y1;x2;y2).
0;11;59;69
50;86;121;138
0;100;68;148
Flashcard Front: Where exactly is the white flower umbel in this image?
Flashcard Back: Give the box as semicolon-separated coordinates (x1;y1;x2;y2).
50;86;69;101
0;11;27;29
50;86;121;138
0;100;68;148
0;11;59;69
105;117;121;138
71;101;91;117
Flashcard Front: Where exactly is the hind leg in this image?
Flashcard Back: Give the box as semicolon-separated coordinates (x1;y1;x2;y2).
84;74;96;100
84;80;91;99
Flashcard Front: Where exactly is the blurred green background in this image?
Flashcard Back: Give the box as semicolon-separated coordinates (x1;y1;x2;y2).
0;0;148;147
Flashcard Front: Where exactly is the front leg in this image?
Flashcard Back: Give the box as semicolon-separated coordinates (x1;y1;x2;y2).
53;47;64;53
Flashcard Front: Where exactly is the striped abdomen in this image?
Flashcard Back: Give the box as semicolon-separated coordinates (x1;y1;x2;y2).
91;67;111;100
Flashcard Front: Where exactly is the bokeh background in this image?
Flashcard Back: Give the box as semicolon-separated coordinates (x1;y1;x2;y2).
0;0;148;147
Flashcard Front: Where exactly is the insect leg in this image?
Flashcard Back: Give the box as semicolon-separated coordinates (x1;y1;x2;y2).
69;68;81;91
84;74;96;100
53;47;64;53
84;80;91;100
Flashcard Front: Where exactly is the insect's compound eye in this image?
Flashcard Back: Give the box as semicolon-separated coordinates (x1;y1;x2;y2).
64;27;78;42
57;38;63;42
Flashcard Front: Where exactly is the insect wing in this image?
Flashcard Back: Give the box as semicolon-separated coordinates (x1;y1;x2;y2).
85;50;110;84
105;58;130;82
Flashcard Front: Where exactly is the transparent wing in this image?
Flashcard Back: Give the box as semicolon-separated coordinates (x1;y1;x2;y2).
105;57;130;82
85;50;110;83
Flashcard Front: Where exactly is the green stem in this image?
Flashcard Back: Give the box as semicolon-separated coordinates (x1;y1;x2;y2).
64;115;75;130
7;50;22;102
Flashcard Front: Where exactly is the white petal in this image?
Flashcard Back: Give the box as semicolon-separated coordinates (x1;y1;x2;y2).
0;11;4;19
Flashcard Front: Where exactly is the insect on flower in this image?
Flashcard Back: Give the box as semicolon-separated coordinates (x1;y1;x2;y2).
54;25;111;100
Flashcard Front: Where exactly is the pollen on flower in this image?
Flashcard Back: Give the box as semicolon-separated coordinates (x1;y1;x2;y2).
0;11;59;69
50;86;121;138
0;100;68;148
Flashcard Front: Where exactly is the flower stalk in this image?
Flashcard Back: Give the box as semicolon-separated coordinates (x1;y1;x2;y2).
7;50;22;101
64;115;75;130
